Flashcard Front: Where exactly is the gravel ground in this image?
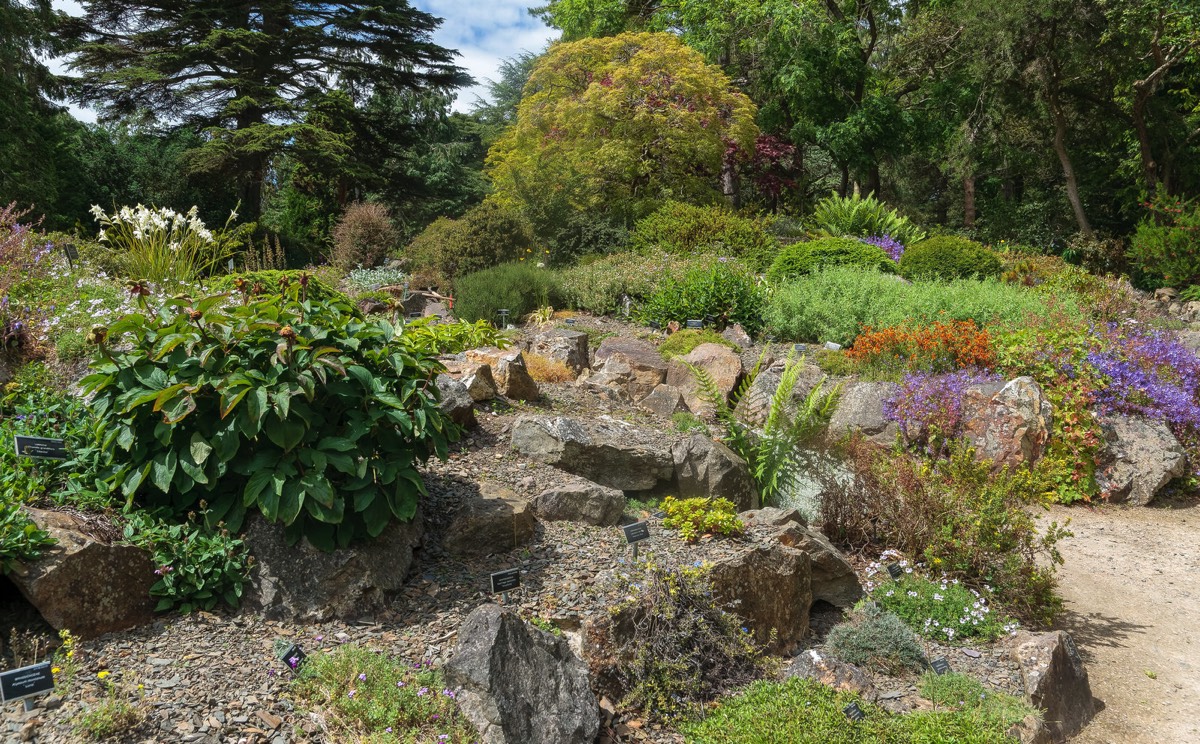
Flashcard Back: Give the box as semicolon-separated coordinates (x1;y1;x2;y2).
3;320;1027;744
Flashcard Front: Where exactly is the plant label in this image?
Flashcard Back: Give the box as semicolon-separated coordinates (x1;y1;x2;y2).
62;243;79;262
843;702;866;721
651;510;667;519
931;657;951;675
490;568;521;594
0;662;54;703
686;319;704;329
647;321;661;330
408;312;423;319
886;563;903;580
623;521;651;545
14;435;68;460
565;318;576;325
279;644;307;671
824;341;843;351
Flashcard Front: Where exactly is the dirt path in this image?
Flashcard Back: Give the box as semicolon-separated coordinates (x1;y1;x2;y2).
1040;502;1200;744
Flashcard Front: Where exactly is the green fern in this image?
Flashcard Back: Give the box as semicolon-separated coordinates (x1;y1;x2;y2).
809;192;926;246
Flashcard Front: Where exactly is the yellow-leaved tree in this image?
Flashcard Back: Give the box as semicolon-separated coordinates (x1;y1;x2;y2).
486;32;759;224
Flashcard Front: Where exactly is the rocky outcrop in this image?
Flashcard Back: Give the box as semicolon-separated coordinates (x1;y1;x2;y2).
465;348;540;401
436;374;476;428
739;507;806;529
639;383;689;418
1009;630;1096;742
961;376;1052;469
671;434;759;511
708;542;812;654
775;523;862;609
445;604;599;744
590;337;667;402
785;649;875;699
528;329;590;375
666;343;744;417
442;359;501;402
9;508;156;639
242;508;423;622
827;381;900;446
532;482;626;527
442;483;537;559
510;415;674;492
1096;415;1187;505
721;323;752;349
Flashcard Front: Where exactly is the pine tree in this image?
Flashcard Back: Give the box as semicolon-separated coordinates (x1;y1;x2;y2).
62;1;470;220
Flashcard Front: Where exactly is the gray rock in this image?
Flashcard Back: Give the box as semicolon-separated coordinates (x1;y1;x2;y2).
666;343;744;417
442;483;536;558
1009;630;1096;742
961;376;1052;469
436;374;476;428
533;482;625;527
671;434;759;511
242;509;423;622
463;364;499;402
775;523;863;608
1008;714;1054;744
740;507;806;527
1177;330;1200;355
10;508;157;639
465;347;540;401
721;323;752;348
593;337;667;402
827;381;900;445
511;415;674;492
785;649;875;699
529;329;590;375
639;383;690;418
709;543;811;654
445;604;599;744
734;359;826;427
1096;415;1187;505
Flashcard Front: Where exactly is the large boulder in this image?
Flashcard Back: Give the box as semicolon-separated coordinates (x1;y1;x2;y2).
639;383;690;418
511;415;674;492
592;337;667;402
465;347;540;401
10;508;157;639
774;522;862;609
528;329;590;375
671;434;759;511
708;543;812;654
445;604;599;744
666;343;744;417
442;483;537;559
827;381;900;446
242;508;423;622
436;374;476;428
442;359;501;402
961;376;1052;469
1096;415;1187;505
1009;630;1096;742
532;482;625;527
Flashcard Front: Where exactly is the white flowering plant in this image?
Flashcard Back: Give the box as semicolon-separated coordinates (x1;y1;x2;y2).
89;204;238;283
869;570;1012;643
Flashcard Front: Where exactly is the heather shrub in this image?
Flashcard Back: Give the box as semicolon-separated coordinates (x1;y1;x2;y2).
766;237;895;283
1128;194;1200;289
871;572;1011;643
405;200;535;288
658;329;738;360
329;202;398;270
638;258;767;335
899;236;1002;281
765;268;1073;346
825;605;927;674
631;201;779;271
452;262;562;325
809;192;926;246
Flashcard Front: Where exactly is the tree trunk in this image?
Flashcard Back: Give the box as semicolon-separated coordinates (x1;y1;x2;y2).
1050;95;1093;238
864;164;880;197
721;153;741;210
1132;94;1160;198
838;164;849;197
963;172;976;229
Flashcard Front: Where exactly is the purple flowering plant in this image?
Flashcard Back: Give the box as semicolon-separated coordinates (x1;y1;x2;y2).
883;369;1000;457
860;234;904;262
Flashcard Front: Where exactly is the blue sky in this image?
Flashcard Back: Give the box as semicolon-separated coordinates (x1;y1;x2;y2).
49;1;557;120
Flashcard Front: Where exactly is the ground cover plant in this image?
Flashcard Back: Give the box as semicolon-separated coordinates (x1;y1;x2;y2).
848;319;995;377
291;645;476;743
657;328;738;360
870;571;1011;643
452;262;562;324
826;604;927;674
660;496;744;542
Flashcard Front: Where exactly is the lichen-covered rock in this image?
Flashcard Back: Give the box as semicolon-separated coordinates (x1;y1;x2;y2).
1009;630;1096;741
242;509;423;622
666;343;744;417
733;358;826;428
10;508;156;639
671;434;759;511
445;604;599;744
639;383;689;418
708;542;812;654
511;415;674;492
774;523;863;609
1096;415;1187;505
961;376;1052;469
529;329;590;375
827;381;900;446
533;482;625;527
442;483;536;558
785;649;875;699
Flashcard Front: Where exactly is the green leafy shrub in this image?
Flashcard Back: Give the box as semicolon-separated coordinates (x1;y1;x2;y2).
809;192;926;246
658;329;737;360
671;411;709;435
821;442;1070;625
555;252;700;316
330;202;398;270
291;645;477;742
766;237;896;283
590;563;767;722
452;263;563;324
682;676;1032;744
1128;194;1200;289
82;284;458;551
0;508;54;575
899;236;1002;281
123;508;251;613
631;201;780;271
872;574;1010;643
660;496;744;543
400;317;509;357
765;268;1076;346
826;605;927;674
207;270;343;303
638;258;767;335
405;200;535;289
539;211;630;267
